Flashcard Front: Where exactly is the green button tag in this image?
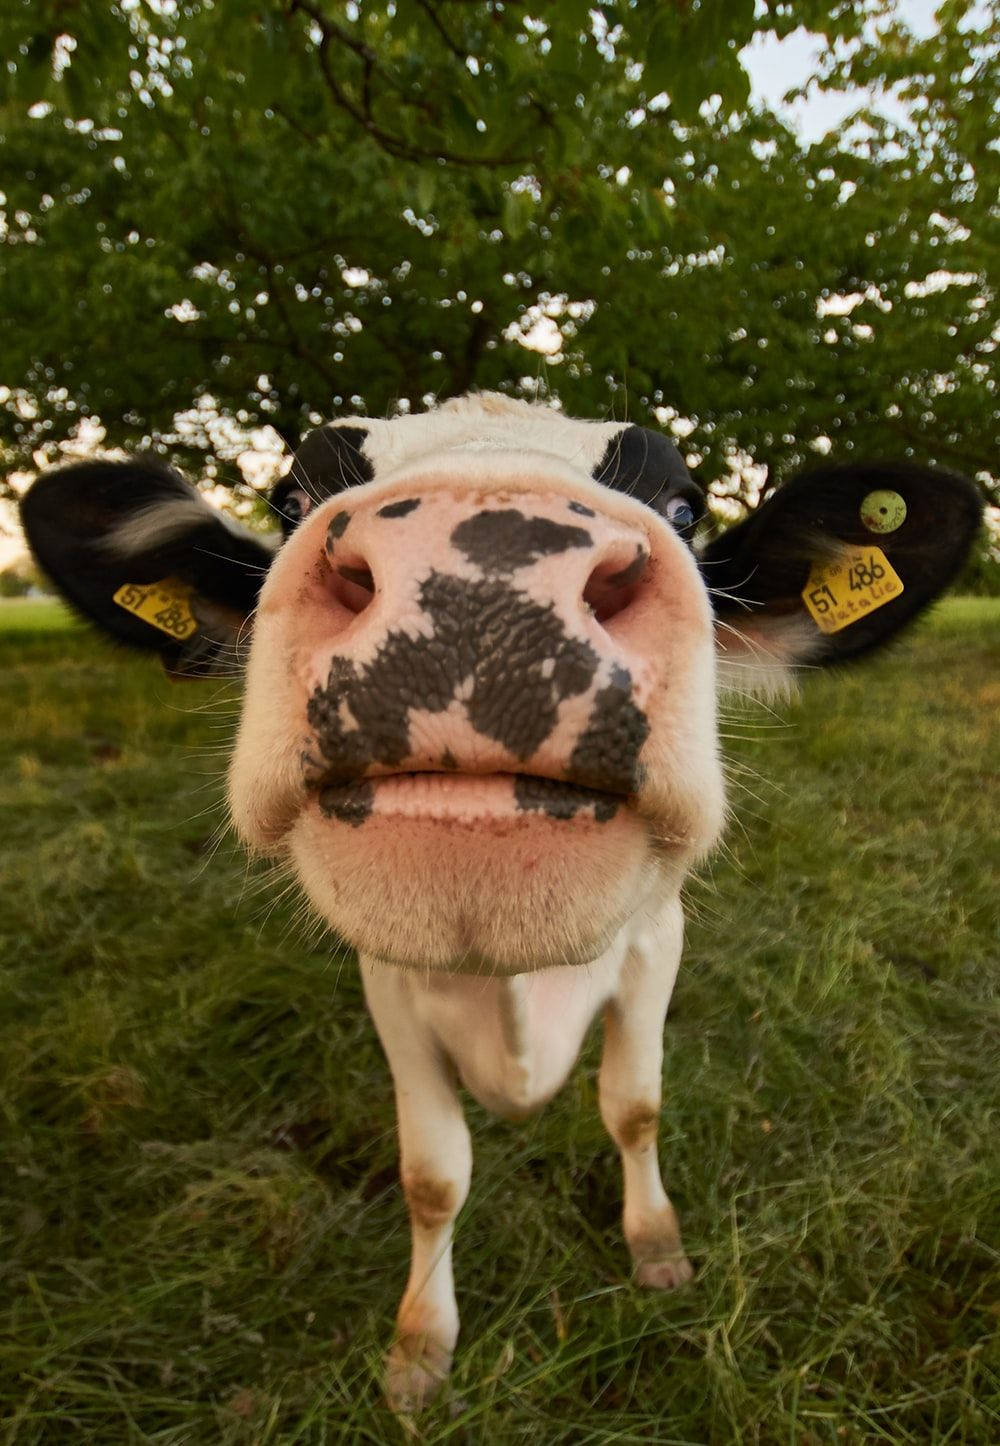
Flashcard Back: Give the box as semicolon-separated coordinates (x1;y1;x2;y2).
860;489;907;534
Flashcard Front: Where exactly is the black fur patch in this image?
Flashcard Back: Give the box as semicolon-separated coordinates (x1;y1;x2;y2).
271;428;373;539
513;775;619;823
450;509;592;573
377;498;421;519
595;426;705;528
291;424;373;502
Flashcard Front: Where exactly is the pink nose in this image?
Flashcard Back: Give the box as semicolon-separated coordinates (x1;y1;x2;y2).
298;486;668;802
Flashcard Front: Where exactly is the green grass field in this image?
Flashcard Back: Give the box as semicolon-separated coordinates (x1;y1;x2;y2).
2;598;998;1444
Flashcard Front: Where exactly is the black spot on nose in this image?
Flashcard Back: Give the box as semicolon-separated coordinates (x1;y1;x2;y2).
514;776;619;823
420;572;599;757
318;779;375;826
327;510;351;543
569;664;649;796
305;571;602;784
451;509;593;573
377;498;421;519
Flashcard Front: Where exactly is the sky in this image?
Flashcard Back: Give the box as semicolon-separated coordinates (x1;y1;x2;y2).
742;0;943;140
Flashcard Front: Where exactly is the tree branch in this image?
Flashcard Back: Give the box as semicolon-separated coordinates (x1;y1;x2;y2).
414;0;469;63
286;0;532;168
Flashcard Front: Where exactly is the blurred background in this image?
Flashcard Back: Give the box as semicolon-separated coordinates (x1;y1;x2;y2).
1;0;997;583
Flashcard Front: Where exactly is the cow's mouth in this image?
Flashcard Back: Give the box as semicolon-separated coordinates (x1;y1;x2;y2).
312;770;628;827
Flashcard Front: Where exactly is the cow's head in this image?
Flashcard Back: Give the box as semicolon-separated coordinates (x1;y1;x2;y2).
21;395;981;974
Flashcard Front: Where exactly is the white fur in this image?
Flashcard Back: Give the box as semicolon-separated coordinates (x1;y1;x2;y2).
109;496;279;558
335;391;626;482
227;393;805;1410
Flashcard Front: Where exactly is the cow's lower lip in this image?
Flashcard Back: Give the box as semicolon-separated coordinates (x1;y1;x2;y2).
290;773;653;973
314;771;627;825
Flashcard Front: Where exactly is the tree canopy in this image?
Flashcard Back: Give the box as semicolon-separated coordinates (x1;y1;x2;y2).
1;0;997;506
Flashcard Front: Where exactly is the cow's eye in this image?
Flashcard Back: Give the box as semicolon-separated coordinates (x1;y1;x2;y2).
273;485;313;536
665;496;696;532
283;490;310;524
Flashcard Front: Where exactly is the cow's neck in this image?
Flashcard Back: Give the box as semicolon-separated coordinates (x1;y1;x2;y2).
360;938;631;1121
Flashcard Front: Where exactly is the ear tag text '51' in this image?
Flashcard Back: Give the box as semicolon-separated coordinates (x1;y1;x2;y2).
113;578;198;641
802;546;903;634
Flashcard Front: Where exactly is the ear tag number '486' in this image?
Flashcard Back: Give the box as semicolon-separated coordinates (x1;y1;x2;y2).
113;578;198;641
802;546;903;634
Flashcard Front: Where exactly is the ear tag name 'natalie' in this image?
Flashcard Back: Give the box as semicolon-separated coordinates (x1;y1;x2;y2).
860;489;907;534
113;578;199;641
802;546;904;634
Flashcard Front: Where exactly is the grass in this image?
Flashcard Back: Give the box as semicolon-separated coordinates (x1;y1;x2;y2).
0;597;81;632
1;597;998;1444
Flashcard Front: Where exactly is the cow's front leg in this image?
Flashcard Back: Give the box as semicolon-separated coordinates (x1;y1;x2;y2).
598;900;693;1289
361;962;472;1413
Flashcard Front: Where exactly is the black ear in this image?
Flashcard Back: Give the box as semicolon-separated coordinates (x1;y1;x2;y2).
700;462;982;679
21;458;277;676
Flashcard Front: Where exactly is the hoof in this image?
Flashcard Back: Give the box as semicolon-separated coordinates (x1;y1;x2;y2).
635;1253;694;1290
384;1333;452;1414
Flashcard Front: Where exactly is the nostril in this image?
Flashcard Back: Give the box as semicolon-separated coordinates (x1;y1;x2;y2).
328;553;376;615
584;545;649;626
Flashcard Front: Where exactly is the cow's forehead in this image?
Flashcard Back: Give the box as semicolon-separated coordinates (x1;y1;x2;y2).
334;394;626;478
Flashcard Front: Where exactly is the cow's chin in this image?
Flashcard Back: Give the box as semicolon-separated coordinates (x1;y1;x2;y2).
287;782;661;976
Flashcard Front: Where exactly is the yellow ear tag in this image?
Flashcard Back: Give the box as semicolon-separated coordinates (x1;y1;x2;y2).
802;546;904;634
113;578;199;641
860;489;907;533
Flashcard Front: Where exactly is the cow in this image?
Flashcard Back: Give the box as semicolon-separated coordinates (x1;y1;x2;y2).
21;393;981;1411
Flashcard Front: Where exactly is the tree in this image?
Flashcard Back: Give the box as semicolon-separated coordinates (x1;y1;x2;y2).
1;0;996;505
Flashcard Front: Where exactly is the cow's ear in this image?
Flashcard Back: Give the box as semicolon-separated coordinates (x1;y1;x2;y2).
21;458;277;677
699;462;983;691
